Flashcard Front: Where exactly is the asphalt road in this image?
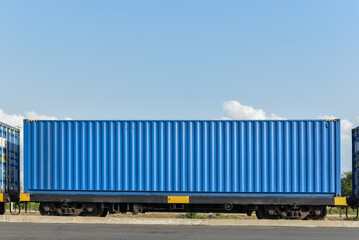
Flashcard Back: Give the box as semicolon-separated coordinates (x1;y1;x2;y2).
0;223;358;240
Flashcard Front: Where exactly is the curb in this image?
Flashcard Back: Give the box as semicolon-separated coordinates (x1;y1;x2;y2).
1;215;359;228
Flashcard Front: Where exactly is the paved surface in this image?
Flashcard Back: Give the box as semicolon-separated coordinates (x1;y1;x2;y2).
0;223;358;240
2;215;359;228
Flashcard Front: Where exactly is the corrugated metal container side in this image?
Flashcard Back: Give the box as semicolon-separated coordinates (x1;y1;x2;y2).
0;122;20;194
352;127;359;198
23;120;341;197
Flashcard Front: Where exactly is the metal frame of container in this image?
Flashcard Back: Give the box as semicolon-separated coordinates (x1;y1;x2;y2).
22;119;343;206
16;119;349;219
0;121;20;203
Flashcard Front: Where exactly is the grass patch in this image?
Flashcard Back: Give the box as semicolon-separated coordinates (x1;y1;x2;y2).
177;212;206;219
5;202;39;211
327;206;356;215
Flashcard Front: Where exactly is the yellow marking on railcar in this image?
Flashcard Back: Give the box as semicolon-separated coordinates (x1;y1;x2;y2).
334;197;347;206
168;196;189;204
19;193;30;202
326;119;339;122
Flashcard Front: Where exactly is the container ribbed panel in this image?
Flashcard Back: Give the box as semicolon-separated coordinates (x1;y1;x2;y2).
0;122;20;194
23;120;341;196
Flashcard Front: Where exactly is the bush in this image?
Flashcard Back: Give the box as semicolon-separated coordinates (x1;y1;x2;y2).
341;171;353;197
183;212;206;219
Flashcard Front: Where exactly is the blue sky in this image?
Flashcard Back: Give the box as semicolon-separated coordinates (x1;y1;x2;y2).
0;1;358;170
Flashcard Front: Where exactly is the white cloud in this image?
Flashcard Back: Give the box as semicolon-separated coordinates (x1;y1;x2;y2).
0;108;71;192
0;108;71;128
222;100;285;120
318;115;355;172
340;119;355;172
222;101;358;172
341;119;354;140
318;115;353;140
0;109;24;128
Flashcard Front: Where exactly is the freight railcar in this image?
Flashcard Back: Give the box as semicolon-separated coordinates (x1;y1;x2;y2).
13;119;346;220
351;127;359;207
0;122;20;214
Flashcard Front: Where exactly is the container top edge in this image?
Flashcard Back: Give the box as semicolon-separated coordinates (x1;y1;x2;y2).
23;119;341;123
0;121;21;131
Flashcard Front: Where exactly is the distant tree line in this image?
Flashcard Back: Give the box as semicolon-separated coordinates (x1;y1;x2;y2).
341;171;352;197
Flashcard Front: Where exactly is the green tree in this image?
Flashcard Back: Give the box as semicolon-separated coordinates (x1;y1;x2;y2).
341;171;352;197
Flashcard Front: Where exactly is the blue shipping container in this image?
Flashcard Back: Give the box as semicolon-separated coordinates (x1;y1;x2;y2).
352;127;359;198
0;121;20;195
23;120;341;197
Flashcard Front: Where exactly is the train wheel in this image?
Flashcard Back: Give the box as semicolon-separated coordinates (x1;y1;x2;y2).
80;204;108;217
99;207;108;217
0;203;5;215
39;203;47;216
39;203;56;216
256;206;280;219
255;210;263;219
306;207;327;220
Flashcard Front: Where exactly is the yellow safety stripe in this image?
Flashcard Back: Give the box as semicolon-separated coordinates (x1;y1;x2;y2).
168;196;189;204
19;193;30;202
334;197;347;206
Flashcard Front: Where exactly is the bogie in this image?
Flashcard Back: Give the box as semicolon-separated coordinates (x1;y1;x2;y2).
255;205;327;220
39;203;108;217
37;202;327;220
